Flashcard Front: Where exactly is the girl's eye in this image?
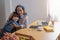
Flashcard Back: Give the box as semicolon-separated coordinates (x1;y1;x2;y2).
20;10;22;11
17;10;22;11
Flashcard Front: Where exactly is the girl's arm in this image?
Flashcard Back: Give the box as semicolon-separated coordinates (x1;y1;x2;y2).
11;24;21;29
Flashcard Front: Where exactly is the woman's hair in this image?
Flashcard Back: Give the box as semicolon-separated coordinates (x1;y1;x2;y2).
15;5;27;15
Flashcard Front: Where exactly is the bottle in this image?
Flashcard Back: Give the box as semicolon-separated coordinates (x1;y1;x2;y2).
48;20;54;27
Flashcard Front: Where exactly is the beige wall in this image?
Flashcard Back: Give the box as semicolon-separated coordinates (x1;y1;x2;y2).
0;0;6;28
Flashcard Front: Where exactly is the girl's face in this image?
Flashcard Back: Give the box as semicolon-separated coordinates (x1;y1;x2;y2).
12;17;19;21
17;7;23;16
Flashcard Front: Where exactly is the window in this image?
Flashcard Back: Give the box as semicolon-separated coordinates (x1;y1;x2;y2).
47;0;60;22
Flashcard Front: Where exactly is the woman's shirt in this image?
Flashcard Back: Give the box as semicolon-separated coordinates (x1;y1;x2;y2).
19;15;28;28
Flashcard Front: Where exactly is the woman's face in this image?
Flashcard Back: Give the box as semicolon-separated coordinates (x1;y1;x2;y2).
17;7;23;16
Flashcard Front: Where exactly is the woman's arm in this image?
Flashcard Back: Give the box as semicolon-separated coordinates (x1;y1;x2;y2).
20;16;28;28
21;16;27;24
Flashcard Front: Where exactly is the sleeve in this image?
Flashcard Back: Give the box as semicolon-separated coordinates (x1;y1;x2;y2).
3;21;13;32
20;16;28;28
5;21;13;26
25;16;28;26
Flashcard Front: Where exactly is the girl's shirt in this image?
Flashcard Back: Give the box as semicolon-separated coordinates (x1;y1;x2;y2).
3;20;19;32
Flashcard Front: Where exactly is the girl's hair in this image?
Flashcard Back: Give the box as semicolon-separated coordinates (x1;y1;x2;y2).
8;12;19;21
15;5;27;15
12;13;19;18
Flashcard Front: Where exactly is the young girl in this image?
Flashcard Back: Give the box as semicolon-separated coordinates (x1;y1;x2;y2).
0;14;20;38
2;14;21;33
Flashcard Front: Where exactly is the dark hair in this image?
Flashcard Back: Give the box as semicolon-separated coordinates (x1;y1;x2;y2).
12;13;19;18
8;12;19;21
15;5;24;12
15;5;27;15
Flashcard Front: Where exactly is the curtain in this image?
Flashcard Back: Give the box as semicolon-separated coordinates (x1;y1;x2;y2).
47;0;60;22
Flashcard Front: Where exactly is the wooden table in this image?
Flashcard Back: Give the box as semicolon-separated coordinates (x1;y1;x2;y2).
14;20;60;40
